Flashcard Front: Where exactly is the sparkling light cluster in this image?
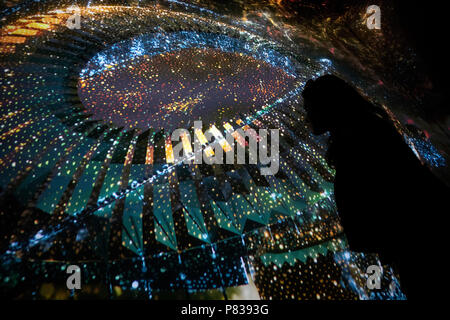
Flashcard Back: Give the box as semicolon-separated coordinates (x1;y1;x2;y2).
78;32;299;130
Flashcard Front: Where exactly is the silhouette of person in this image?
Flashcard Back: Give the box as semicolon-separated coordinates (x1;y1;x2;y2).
302;74;447;299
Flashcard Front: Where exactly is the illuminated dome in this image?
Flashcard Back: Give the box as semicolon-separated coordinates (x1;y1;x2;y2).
78;32;298;130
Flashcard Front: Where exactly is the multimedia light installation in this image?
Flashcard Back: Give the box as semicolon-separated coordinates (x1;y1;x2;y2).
0;1;445;300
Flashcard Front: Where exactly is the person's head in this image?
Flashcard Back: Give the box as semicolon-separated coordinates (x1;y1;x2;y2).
302;74;370;135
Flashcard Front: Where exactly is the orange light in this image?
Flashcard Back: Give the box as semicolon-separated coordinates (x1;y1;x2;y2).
165;136;174;164
0;36;26;44
253;119;264;127
0;120;32;140
124;141;136;166
145;145;154;165
232;131;247;147
0;45;15;54
41;17;62;25
243;126;260;142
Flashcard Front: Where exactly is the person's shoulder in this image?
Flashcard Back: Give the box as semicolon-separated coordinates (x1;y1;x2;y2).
366;113;402;140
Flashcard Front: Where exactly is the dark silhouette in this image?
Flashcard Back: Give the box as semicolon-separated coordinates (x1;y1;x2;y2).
302;74;447;299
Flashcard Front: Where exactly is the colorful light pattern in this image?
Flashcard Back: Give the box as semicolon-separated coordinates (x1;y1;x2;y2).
78;36;298;130
0;1;446;300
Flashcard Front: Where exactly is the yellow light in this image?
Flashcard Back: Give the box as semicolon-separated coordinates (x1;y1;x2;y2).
26;22;51;30
204;147;215;158
181;133;193;154
223;122;233;131
18;19;34;23
220;140;232;153
10;29;39;36
210;125;232;153
209;125;223;138
194;129;208;145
